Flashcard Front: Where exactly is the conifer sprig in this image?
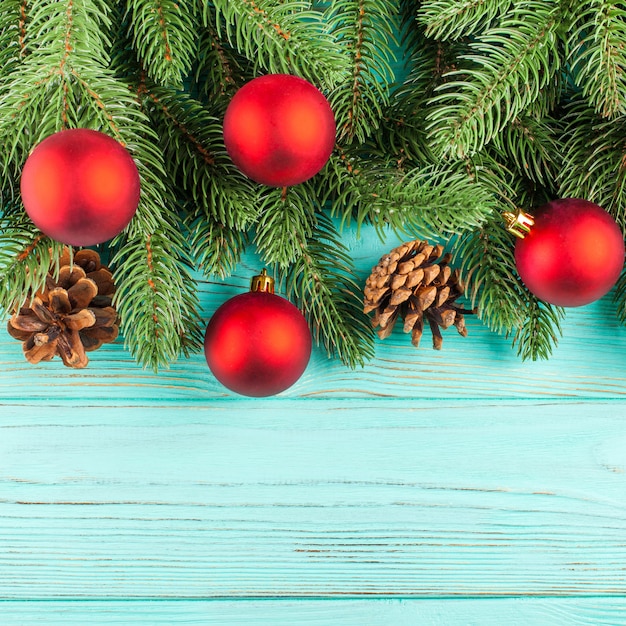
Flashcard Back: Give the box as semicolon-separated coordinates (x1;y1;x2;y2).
125;0;200;88
326;0;399;143
426;1;562;158
418;0;512;40
283;213;375;368
206;0;348;88
453;215;564;360
568;1;626;119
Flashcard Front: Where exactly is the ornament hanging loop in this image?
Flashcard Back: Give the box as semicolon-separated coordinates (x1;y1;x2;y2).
503;209;535;239
250;268;275;294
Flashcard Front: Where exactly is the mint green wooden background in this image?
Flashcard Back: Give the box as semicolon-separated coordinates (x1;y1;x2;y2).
2;226;626;624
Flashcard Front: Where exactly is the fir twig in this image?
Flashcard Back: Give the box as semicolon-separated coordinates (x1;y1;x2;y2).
0;212;63;315
418;0;513;40
326;0;399;144
426;1;562;158
283;213;375;368
568;0;626;119
205;0;348;88
124;0;200;88
453;214;564;360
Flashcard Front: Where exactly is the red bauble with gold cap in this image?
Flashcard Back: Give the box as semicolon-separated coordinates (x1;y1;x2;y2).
514;198;625;307
20;128;141;246
204;270;312;397
223;74;336;187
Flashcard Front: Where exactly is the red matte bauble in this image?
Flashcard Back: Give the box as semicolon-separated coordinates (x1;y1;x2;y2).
223;74;336;187
20;128;141;246
515;198;625;307
204;289;312;397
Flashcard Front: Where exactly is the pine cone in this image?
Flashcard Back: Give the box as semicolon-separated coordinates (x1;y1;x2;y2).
363;239;471;349
7;248;119;368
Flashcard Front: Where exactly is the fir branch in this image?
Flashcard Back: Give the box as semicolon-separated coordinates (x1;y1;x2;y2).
0;0;25;70
491;112;562;188
453;214;563;360
187;216;249;280
512;297;565;361
111;217;203;370
141;84;260;230
568;0;626;119
204;0;348;88
283;212;375;368
559;99;626;226
324;154;495;238
613;267;626;325
125;0;200;88
426;1;562;158
192;27;254;101
254;185;317;268
0;212;63;315
418;0;513;40
453;216;525;335
326;0;398;144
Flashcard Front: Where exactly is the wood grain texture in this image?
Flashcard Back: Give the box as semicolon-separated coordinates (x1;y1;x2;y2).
3;599;626;625
1;402;625;600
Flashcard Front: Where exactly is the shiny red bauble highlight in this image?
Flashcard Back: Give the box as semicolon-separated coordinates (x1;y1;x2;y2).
515;198;625;307
20;128;141;246
223;74;336;187
204;274;312;397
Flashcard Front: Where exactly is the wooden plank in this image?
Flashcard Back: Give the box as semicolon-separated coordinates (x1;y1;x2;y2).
1;402;625;599
2;598;626;625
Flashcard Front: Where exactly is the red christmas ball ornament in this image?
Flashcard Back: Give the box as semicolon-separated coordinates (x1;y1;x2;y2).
204;270;312;397
223;74;336;187
20;128;141;246
514;198;625;307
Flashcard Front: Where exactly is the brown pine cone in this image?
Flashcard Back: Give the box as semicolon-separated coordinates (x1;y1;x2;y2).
363;239;472;349
7;248;119;368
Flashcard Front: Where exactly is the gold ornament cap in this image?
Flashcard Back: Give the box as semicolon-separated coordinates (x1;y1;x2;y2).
250;268;275;294
503;209;535;239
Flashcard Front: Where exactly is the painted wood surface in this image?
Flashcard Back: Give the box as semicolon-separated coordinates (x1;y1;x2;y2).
1;226;626;624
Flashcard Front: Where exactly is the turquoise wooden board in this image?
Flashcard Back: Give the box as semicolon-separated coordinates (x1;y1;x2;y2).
3;599;626;625
1;403;625;600
2;226;626;623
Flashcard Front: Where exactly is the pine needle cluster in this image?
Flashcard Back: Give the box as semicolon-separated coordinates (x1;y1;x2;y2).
0;0;625;369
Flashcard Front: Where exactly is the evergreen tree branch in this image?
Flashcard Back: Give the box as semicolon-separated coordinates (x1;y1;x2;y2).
569;0;626;119
203;0;348;87
326;0;398;144
512;296;565;361
324;153;495;238
254;184;317;268
490;112;562;188
112;228;203;369
192;28;253;101
426;1;562;158
613;267;626;325
187;216;249;280
418;0;513;40
282;212;375;368
559;98;626;226
141;84;260;230
453;214;564;360
124;0;200;88
0;211;64;315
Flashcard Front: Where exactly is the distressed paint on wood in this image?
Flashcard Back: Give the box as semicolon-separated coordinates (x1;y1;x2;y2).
1;403;625;600
2;599;626;625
